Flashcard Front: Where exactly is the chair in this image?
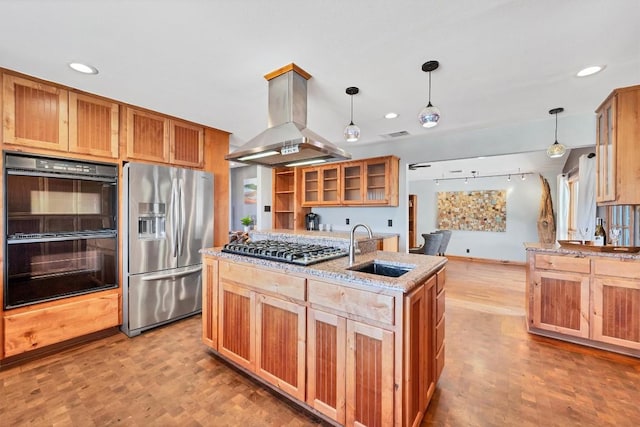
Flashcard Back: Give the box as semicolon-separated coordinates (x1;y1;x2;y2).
409;233;443;256
431;230;452;256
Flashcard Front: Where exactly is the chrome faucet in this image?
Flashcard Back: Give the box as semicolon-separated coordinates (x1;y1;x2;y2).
349;223;373;266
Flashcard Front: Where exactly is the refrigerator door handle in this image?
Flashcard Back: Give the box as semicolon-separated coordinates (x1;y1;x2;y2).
171;178;180;258
140;265;203;282
178;178;185;256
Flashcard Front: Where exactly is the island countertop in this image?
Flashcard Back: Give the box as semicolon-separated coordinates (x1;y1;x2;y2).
201;247;446;293
524;242;640;260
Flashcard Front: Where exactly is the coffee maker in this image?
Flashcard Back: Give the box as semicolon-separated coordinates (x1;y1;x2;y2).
305;212;320;231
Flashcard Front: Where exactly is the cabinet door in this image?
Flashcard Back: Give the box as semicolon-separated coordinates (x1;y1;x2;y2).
307;308;346;424
302;168;320;205
531;271;590;338
68;92;119;158
319;165;341;204
596;97;616;203
126;108;170;163
364;157;399;206
592;276;640;350
341;162;364;205
346;321;394;427
170;120;204;168
2;74;68;151
218;282;255;370
202;256;218;349
256;294;306;400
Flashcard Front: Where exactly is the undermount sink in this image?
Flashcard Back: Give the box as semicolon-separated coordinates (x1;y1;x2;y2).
348;261;413;278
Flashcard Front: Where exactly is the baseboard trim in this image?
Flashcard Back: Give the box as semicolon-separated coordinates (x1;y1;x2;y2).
445;254;526;267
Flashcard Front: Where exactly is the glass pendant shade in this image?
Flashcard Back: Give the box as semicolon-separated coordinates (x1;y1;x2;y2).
344;122;360;142
547;107;566;158
344;86;360;142
418;103;441;128
547;141;566;158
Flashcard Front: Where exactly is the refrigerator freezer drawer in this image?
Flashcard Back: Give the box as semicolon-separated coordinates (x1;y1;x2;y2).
126;265;202;335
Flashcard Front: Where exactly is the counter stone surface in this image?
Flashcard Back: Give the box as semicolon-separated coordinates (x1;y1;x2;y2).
250;229;399;253
524;242;640;260
201;247;446;293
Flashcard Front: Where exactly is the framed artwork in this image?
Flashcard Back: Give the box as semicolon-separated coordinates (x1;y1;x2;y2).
437;190;506;232
243;178;257;204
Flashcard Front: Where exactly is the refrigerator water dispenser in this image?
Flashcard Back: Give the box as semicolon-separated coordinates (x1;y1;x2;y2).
137;203;166;239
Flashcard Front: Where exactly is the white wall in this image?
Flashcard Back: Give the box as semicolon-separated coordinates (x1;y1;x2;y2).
408;172;558;262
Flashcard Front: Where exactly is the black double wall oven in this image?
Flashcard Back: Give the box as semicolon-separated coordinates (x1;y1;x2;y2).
3;153;118;309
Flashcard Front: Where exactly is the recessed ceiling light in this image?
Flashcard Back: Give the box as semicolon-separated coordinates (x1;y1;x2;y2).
69;62;99;75
385;112;399;119
576;65;605;77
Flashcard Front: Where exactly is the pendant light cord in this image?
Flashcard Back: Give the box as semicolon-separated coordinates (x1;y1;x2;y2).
554;111;558;142
350;94;354;125
427;71;432;106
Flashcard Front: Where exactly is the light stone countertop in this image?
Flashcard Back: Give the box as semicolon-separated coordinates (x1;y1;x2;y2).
524;242;640;260
201;247;446;293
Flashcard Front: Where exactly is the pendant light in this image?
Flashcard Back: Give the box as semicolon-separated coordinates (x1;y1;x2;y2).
344;87;360;142
547;107;566;158
418;60;441;128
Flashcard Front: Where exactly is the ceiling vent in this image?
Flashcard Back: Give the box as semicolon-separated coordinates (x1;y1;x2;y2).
381;130;411;139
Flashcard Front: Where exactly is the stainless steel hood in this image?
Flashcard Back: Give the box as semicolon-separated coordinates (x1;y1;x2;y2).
225;64;351;168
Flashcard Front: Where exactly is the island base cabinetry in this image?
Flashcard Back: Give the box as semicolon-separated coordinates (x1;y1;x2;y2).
202;255;446;426
526;250;640;357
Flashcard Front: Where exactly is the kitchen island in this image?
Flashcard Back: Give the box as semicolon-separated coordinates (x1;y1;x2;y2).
250;228;400;252
525;243;640;357
201;245;446;427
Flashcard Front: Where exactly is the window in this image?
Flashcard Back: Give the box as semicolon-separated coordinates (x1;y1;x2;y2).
607;205;639;246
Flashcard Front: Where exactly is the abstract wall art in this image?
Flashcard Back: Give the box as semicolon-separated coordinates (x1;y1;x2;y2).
437;190;507;232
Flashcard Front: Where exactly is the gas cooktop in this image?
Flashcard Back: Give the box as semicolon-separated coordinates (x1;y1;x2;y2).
222;240;348;266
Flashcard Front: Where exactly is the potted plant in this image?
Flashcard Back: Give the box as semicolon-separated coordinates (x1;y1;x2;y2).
241;215;253;232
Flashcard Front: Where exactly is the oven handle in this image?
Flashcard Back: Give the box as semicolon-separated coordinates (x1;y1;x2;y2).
140;266;202;282
6;169;117;183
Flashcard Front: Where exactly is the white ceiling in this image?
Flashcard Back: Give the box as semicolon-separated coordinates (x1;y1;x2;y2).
1;1;639;174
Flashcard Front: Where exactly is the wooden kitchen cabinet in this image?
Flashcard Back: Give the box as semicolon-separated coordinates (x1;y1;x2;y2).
346;320;394;427
218;280;256;370
125;107;204;167
69;92;119;158
272;167;309;230
3;74;69;152
301;164;341;206
202;256;218;349
592;258;640;350
256;293;306;400
526;247;640;357
300;155;399;207
595;84;640;205
530;257;590;338
307;308;347;423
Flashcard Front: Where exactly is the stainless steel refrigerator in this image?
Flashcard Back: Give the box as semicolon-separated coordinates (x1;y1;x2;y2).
121;162;213;337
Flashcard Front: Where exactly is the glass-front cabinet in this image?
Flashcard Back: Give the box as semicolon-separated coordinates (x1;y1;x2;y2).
302;165;341;206
341;162;364;204
595;84;640;206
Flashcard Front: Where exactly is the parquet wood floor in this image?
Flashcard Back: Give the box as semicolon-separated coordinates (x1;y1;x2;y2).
1;259;639;426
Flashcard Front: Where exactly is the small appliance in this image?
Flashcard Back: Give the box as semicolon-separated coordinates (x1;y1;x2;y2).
305;212;320;231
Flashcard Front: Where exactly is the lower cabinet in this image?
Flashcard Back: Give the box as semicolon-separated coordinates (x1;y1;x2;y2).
531;270;590;338
204;256;447;426
527;250;640;356
3;292;119;358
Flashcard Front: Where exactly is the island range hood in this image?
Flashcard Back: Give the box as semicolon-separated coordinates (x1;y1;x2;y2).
225;63;351;168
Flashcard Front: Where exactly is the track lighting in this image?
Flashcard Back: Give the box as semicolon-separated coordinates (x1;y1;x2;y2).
344;87;360;142
547;107;566;158
418;60;441;128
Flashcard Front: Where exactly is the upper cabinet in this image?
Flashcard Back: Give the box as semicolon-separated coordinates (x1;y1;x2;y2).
3;74;69;152
2;74;119;158
124;107;203;168
301;155;398;207
69;92;119;158
596;84;640;205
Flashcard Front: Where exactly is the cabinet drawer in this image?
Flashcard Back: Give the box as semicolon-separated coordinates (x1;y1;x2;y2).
4;293;119;357
436;289;445;322
308;279;394;325
436;268;446;293
436;317;445;353
535;254;590;274
594;258;640;279
219;261;305;301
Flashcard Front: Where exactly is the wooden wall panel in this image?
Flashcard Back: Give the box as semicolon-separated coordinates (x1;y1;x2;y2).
204;128;230;247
